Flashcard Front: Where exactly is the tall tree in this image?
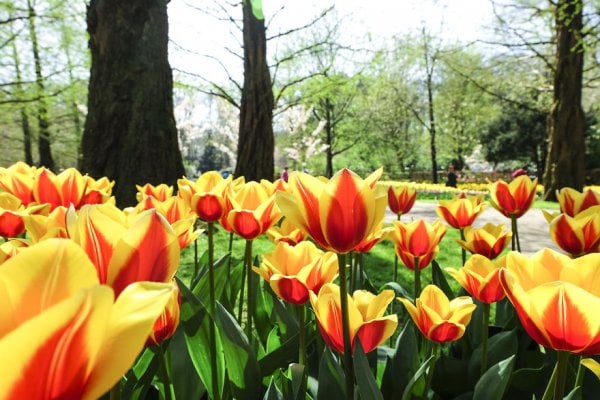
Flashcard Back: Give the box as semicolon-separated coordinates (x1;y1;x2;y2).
234;0;274;181
543;0;585;199
83;0;184;206
26;0;54;170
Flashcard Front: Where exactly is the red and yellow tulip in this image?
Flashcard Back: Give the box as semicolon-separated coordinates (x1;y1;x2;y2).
387;184;417;216
178;171;232;223
0;239;174;400
387;219;447;270
0;193;28;238
499;249;600;355
436;196;486;229
309;283;397;353
23;205;70;242
446;255;506;304
455;223;512;260
136;183;174;202
556;187;600;217
489;175;538;218
548;206;600;257
0;161;38;205
67;204;180;296
277;168;387;253
255;241;338;304
398;284;476;343
146;280;181;346
224;180;281;240
266;218;308;246
0;239;28;265
353;225;394;254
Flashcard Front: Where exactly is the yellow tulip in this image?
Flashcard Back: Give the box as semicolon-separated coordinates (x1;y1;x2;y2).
455;223;512;260
446;255;506;304
309;283;397;353
387;219;447;270
556;187;600;217
489;175;538;218
548;206;600;257
436;196;486;229
499;249;600;355
0;239;174;400
178;171;232;222
277;168;387;253
398;284;476;343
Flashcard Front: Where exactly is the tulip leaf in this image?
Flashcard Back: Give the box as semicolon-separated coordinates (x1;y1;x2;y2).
401;354;436;400
564;386;582;400
191;252;231;313
431;354;469;398
177;277;226;399
316;348;346;400
254;279;275;344
259;330;303;377
468;329;518;384
121;348;159;400
354;340;384;400
287;363;307;400
381;322;419;399
381;281;413;301
431;260;455;299
216;302;262;399
473;355;515;400
263;377;284;400
169;327;207;400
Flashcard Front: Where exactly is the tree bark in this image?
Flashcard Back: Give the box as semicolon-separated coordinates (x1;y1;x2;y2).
235;0;275;181
27;0;54;170
543;0;585;200
83;0;184;207
324;97;334;178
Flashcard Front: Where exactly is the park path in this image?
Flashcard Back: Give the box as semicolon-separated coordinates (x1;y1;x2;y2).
384;201;560;256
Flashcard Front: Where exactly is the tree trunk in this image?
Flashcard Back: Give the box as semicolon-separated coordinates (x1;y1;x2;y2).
543;0;585;200
324;97;334;178
427;72;438;183
83;0;184;207
27;0;54;170
10;20;33;165
235;0;275;181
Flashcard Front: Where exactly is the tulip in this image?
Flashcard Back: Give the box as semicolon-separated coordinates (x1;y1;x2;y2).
0;161;38;205
489;175;538;251
500;249;600;400
556;187;600;217
0;193;27;238
455;223;512;260
266;218;308;246
436;196;486;230
0;239;174;400
224;180;281;240
387;184;417;216
398;284;476;343
489;175;538;219
79;176;114;206
255;241;338;304
309;283;397;354
136;183;174;202
67;204;180;296
178;171;232;223
446;255;506;304
548;206;600;257
23;205;70;242
387;219;447;271
0;239;28;265
147;280;181;346
499;249;600;355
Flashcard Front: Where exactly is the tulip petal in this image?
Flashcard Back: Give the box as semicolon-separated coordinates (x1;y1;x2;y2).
355;315;398;353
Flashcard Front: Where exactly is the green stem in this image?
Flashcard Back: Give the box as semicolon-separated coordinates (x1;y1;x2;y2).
510;216;521;252
237;238;247;323
542;351;570;400
460;228;466;265
109;383;121;400
155;343;174;400
393;214;400;284
296;304;306;366
348;252;355;293
227;231;234;304
480;302;490;377
357;252;364;290
193;234;199;286
207;222;220;400
574;355;584;390
423;343;440;398
414;256;421;299
338;252;354;399
244;239;254;346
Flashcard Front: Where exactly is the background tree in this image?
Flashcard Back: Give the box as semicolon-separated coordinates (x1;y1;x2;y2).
235;0;275;180
83;0;184;206
543;0;586;199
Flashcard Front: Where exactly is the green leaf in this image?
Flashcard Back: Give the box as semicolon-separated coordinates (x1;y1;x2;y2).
192;252;231;311
316;348;346;400
473;355;516;400
381;322;419;399
468;329;518;385
431;260;455;299
120;348;159;400
169;329;206;399
401;354;436;400
216;302;263;399
564;386;582;400
248;0;264;19
431;354;470;398
354;340;384;400
259;331;300;378
288;363;307;400
381;281;413;301
263;377;284;400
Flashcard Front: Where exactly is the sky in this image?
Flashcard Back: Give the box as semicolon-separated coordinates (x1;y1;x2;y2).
167;0;496;85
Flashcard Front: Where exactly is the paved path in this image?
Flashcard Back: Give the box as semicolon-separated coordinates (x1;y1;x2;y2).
385;201;560;256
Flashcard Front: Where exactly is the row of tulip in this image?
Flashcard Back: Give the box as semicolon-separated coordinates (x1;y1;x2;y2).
0;161;599;399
